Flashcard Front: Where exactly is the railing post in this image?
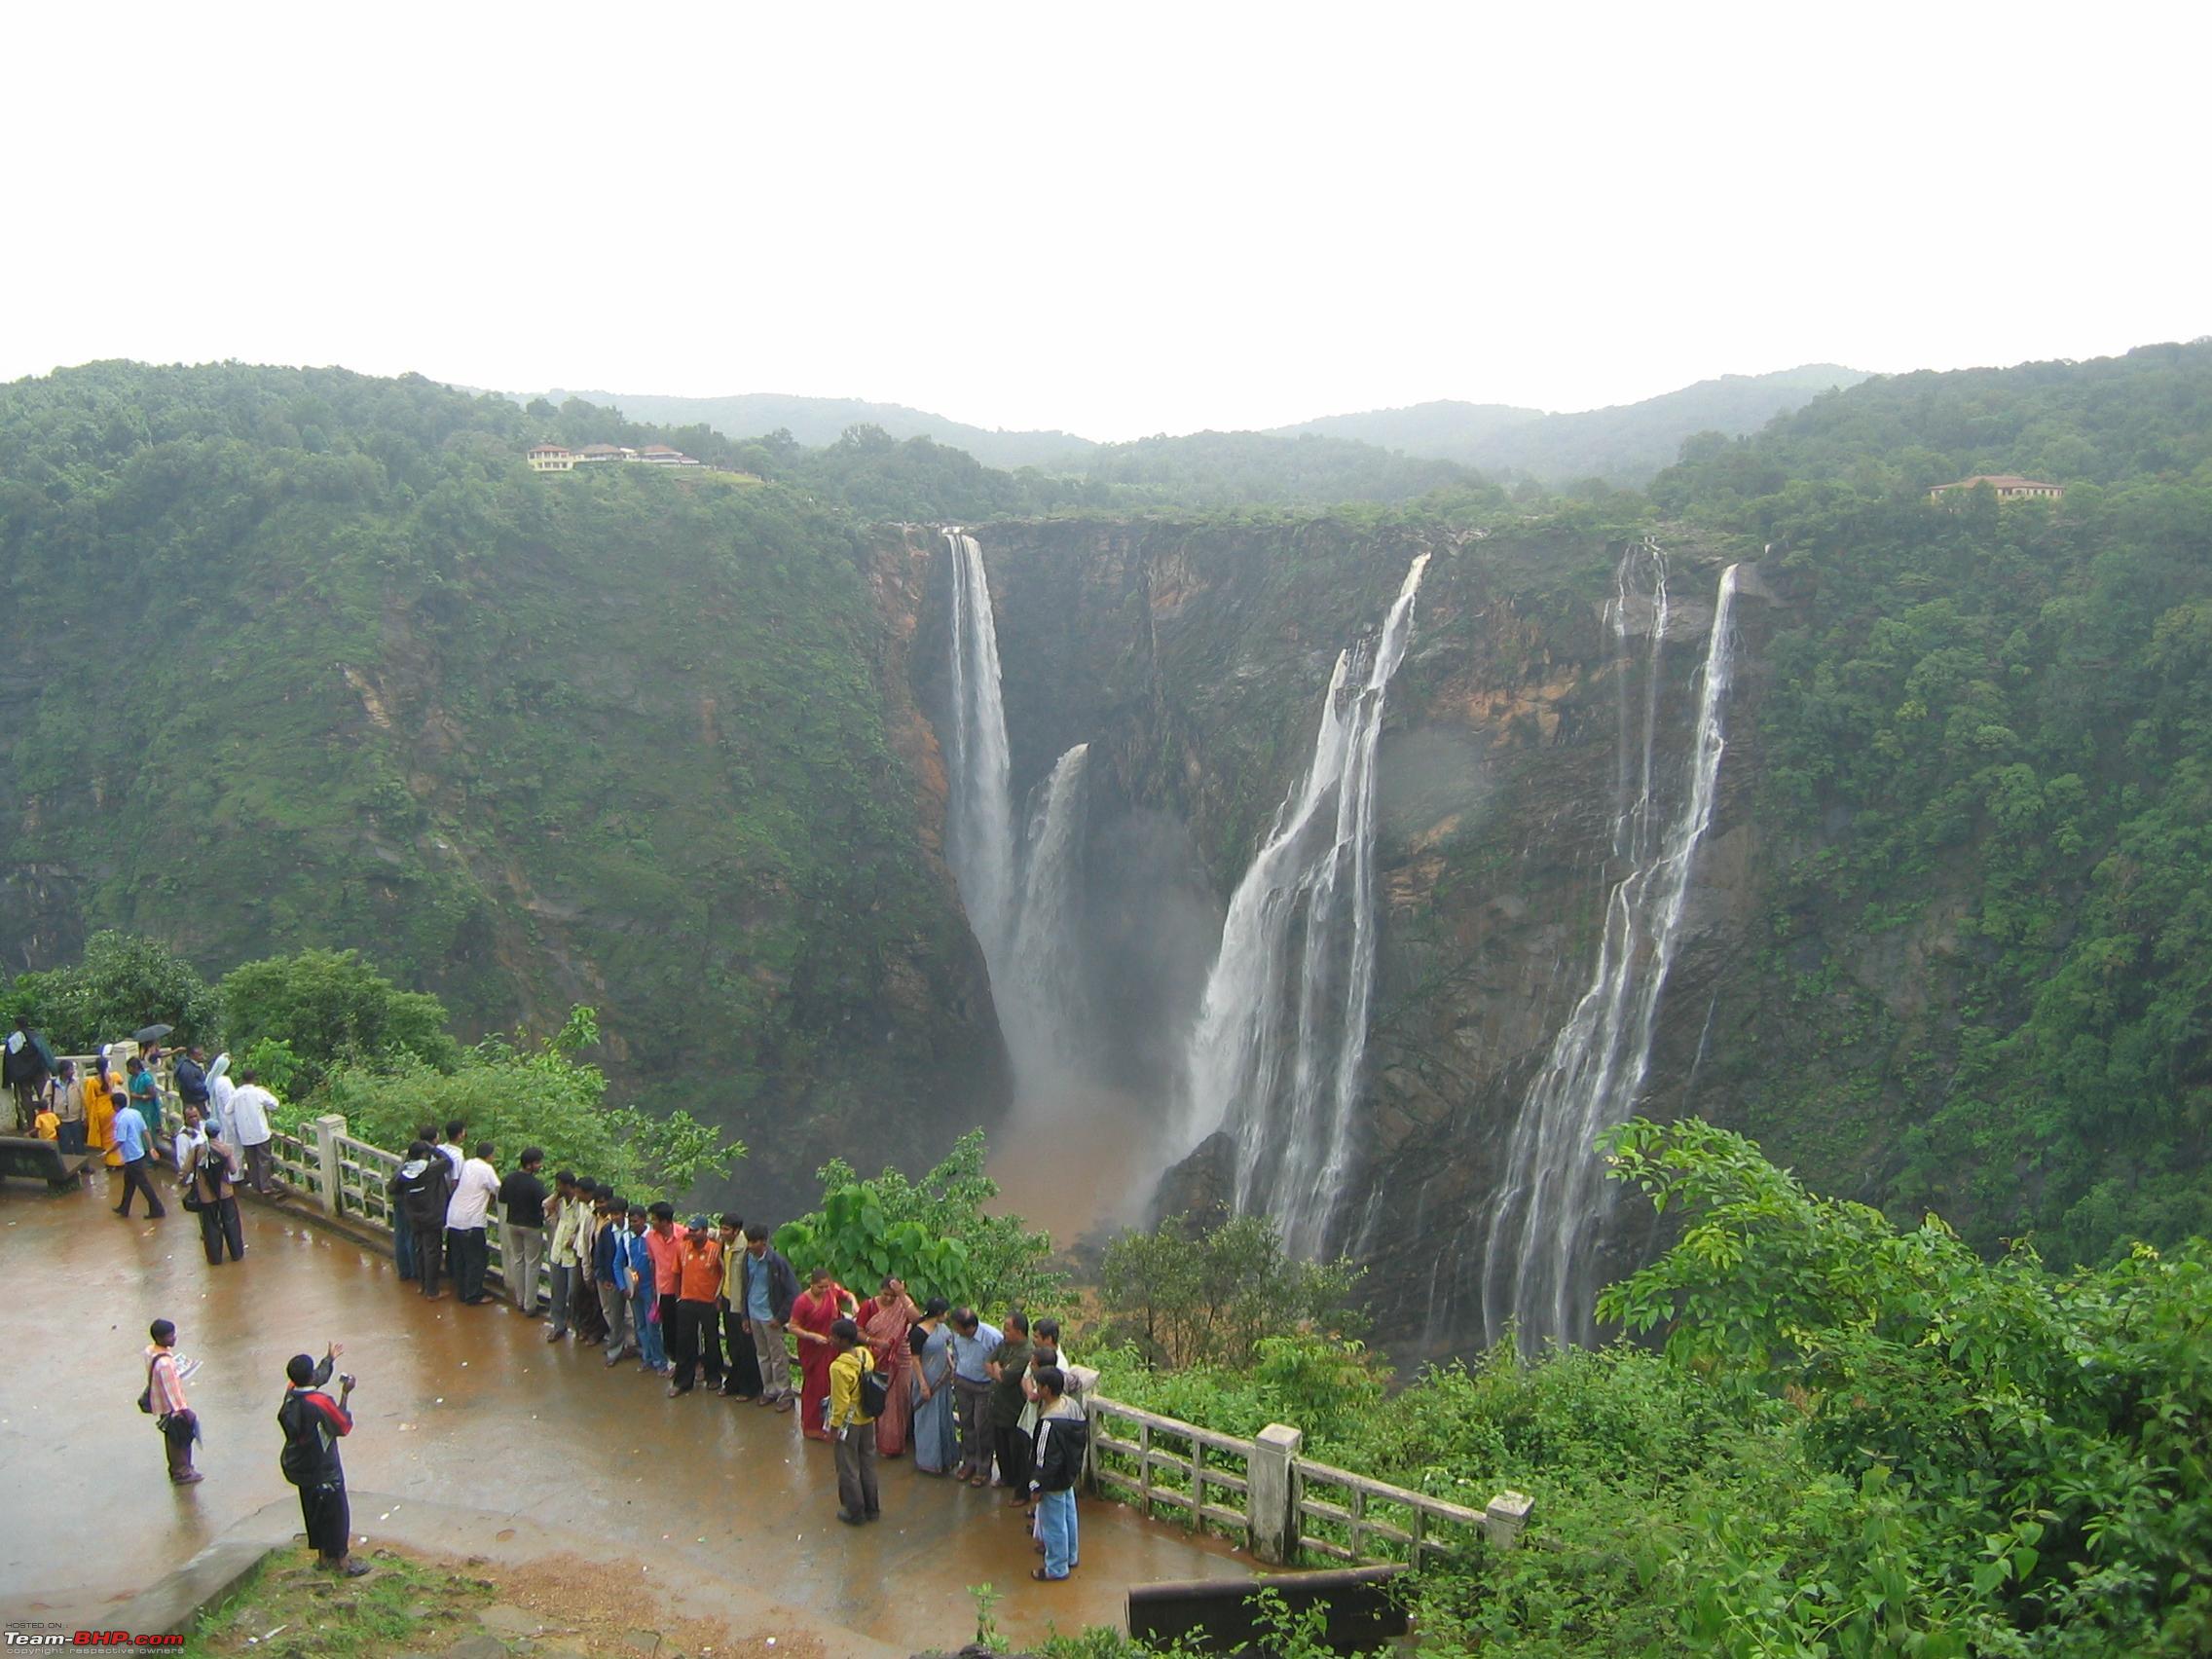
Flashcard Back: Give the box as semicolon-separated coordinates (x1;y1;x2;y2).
1485;1490;1533;1551
1250;1422;1304;1567
1081;1398;1100;1495
313;1114;348;1219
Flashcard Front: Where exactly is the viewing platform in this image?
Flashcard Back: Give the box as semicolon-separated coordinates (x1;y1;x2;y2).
0;1172;1247;1650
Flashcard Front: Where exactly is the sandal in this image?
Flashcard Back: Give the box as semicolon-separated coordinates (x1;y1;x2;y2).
1030;1567;1060;1582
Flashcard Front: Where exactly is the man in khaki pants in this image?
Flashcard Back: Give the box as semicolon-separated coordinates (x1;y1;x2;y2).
737;1224;798;1410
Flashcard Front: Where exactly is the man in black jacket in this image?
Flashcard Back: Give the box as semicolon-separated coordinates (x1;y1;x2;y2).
4;1015;53;1131
389;1143;455;1300
173;1046;211;1121
277;1345;368;1576
1028;1365;1088;1581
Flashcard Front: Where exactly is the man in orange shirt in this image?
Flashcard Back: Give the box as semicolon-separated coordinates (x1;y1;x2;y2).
667;1215;724;1398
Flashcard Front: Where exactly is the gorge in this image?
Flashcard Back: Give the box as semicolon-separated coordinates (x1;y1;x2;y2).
6;349;2211;1368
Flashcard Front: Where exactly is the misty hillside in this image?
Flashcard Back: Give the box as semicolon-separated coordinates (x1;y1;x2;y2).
1269;399;1543;453
1278;365;1867;482
531;388;1095;470
1470;363;1868;480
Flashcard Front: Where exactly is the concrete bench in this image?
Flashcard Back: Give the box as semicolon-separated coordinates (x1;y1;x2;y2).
0;1135;94;1190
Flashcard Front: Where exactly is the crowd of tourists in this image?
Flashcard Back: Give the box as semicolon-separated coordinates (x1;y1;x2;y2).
377;1124;1089;1572
8;1020;276;1269
67;1035;1092;1578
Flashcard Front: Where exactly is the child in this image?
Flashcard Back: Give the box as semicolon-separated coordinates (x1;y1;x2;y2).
33;1096;59;1141
1028;1365;1088;1581
827;1316;880;1525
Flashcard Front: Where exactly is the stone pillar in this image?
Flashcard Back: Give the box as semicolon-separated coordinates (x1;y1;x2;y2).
313;1115;348;1219
1485;1490;1534;1550
1250;1422;1305;1566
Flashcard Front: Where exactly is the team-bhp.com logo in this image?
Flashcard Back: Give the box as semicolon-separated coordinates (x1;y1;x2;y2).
3;1634;184;1647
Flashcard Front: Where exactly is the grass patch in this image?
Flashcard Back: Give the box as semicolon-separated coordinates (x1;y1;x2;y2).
196;1546;496;1658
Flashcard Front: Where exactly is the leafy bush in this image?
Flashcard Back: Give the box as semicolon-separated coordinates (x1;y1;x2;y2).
771;1129;1060;1310
7;930;220;1051
1097;1209;1364;1369
219;947;459;1090
317;1007;741;1204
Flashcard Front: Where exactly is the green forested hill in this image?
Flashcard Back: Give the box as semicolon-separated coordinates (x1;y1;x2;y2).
529;387;1099;471
1658;340;2212;1264
0;361;1003;1209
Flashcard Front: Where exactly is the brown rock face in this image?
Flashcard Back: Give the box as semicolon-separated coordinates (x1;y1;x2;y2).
935;520;1780;1360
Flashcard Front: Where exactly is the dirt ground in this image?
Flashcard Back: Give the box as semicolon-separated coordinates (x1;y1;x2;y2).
198;1541;830;1659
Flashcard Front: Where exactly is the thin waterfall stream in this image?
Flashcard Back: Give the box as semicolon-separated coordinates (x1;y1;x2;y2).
1479;548;1741;1349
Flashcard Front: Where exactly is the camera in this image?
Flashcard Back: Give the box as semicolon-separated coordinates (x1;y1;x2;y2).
339;1373;357;1389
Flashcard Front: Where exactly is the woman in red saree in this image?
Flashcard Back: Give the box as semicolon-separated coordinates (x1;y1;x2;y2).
791;1266;857;1442
857;1276;923;1456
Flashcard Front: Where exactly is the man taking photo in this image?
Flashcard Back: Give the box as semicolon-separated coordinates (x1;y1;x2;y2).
277;1343;368;1577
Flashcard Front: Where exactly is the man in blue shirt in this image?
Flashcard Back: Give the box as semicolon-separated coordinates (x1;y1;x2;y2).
948;1308;1003;1486
111;1093;166;1219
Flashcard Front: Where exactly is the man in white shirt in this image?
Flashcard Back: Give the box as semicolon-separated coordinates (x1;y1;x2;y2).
445;1141;501;1306
228;1069;279;1195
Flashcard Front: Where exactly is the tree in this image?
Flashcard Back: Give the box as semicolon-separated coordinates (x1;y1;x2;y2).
219;948;459;1089
772;1130;1061;1312
1098;1210;1363;1370
7;931;220;1051
317;1006;742;1203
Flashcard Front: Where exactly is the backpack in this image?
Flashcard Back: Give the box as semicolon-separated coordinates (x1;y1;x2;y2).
277;1391;328;1486
859;1362;891;1422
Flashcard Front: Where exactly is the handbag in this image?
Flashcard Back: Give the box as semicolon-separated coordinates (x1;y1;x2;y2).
136;1354;159;1416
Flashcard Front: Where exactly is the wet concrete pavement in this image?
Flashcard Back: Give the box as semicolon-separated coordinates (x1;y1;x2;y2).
0;1169;1247;1649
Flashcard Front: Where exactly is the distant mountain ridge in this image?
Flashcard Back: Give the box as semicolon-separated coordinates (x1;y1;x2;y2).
532;362;1867;489
531;389;1096;471
1272;365;1869;481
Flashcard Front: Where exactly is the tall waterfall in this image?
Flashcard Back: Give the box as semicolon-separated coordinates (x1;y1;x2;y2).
1176;554;1431;1260
940;531;1096;1122
1480;550;1741;1350
942;530;1018;962
1003;742;1093;1095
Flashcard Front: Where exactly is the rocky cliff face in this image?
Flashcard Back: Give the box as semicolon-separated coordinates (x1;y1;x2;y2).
916;518;1781;1359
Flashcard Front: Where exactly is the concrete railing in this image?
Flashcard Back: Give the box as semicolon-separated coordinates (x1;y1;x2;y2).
1082;1398;1530;1569
306;1114;551;1305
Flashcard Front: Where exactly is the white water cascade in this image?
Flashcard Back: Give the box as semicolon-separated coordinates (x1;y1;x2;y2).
1003;742;1094;1094
1480;549;1741;1349
942;530;1018;963
939;532;1099;1130
1175;554;1432;1261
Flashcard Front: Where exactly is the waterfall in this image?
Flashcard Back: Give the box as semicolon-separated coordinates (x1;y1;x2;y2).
1175;553;1431;1260
1003;743;1093;1096
1479;552;1741;1350
942;530;1017;962
940;532;1095;1116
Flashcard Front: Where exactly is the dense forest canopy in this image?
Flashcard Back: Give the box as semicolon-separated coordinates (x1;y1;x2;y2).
1648;339;2212;1270
0;359;1001;1212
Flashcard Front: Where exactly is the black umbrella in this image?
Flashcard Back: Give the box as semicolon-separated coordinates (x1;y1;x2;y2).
133;1023;174;1043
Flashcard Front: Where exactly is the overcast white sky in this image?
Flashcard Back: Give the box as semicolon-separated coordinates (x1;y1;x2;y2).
4;3;2203;440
